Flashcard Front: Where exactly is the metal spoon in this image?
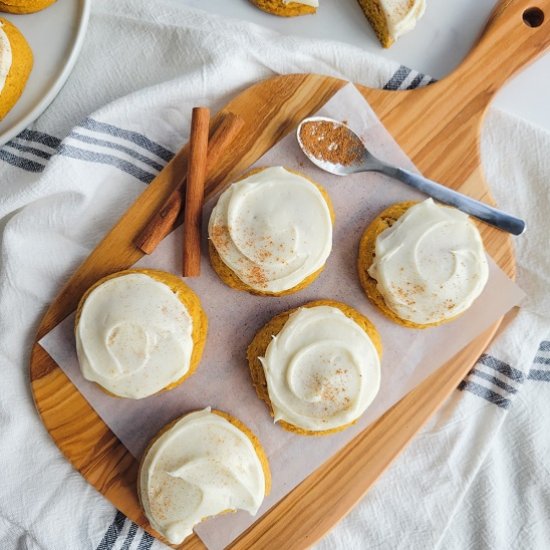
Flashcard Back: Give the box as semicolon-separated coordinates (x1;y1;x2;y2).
296;116;525;236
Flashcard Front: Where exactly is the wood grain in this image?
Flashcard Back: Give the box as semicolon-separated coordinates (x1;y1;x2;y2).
30;0;550;548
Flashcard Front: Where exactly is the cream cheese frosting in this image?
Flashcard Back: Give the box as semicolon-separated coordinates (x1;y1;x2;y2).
383;0;426;41
368;199;489;325
209;166;332;293
76;273;194;399
260;305;381;431
0;22;12;95
139;408;266;544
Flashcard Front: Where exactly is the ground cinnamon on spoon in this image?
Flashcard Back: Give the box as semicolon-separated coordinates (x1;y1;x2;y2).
299;120;363;166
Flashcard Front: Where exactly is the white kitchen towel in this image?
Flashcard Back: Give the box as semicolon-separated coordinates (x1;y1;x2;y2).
0;1;548;549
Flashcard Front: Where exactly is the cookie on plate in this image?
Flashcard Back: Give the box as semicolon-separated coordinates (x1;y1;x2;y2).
75;269;207;399
247;300;382;436
0;18;33;120
139;407;270;545
249;0;317;17
358;198;489;328
0;0;56;14
208;166;334;296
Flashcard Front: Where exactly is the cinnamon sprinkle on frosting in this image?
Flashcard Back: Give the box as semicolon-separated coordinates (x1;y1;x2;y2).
208;167;333;293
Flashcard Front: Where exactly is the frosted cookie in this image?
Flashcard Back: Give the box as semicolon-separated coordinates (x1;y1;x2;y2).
356;0;426;48
249;0;317;17
0;18;33;120
0;0;56;14
358;199;489;328
247;300;382;435
208;166;334;296
139;408;270;545
75;269;207;399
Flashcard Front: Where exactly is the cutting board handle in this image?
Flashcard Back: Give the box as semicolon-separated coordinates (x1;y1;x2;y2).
443;0;550;101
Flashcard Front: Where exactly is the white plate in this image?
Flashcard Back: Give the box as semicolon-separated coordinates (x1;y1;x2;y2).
0;0;90;146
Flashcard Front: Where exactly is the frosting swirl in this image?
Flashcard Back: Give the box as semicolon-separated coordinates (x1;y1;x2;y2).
76;273;194;398
0;22;12;96
368;199;489;325
260;305;381;431
139;408;266;544
209;166;332;293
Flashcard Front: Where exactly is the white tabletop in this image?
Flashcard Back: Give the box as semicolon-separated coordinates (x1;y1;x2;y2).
178;0;550;133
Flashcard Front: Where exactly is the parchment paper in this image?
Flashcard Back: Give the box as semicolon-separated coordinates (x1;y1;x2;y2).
40;84;524;550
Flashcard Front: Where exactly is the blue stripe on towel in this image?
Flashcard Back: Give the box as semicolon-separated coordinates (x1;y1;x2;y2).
81;118;174;162
58;143;156;184
383;66;411;90
478;354;525;383
137;531;155;550
1;128;59;173
2;120;171;180
406;73;425;89
528;369;550;382
469;368;518;394
0;149;45;172
4;141;53;160
18;128;61;149
459;352;526;408
69;131;166;172
96;511;126;550
528;340;550;381
121;522;139;550
458;380;511;409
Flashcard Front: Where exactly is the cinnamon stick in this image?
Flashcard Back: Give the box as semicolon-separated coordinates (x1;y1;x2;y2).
134;112;244;254
182;107;210;276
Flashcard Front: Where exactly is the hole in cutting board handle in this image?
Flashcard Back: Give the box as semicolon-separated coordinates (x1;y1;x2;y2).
523;7;544;27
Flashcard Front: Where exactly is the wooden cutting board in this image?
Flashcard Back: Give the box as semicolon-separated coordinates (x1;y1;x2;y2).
30;1;550;548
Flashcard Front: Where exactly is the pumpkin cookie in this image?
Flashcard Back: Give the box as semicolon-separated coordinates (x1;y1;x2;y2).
0;0;56;14
247;300;382;436
75;269;207;399
358;199;488;328
208;166;334;296
249;0;317;17
139;407;270;545
0;18;33;120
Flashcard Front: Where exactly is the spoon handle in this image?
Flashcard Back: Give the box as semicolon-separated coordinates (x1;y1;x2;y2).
373;165;526;235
